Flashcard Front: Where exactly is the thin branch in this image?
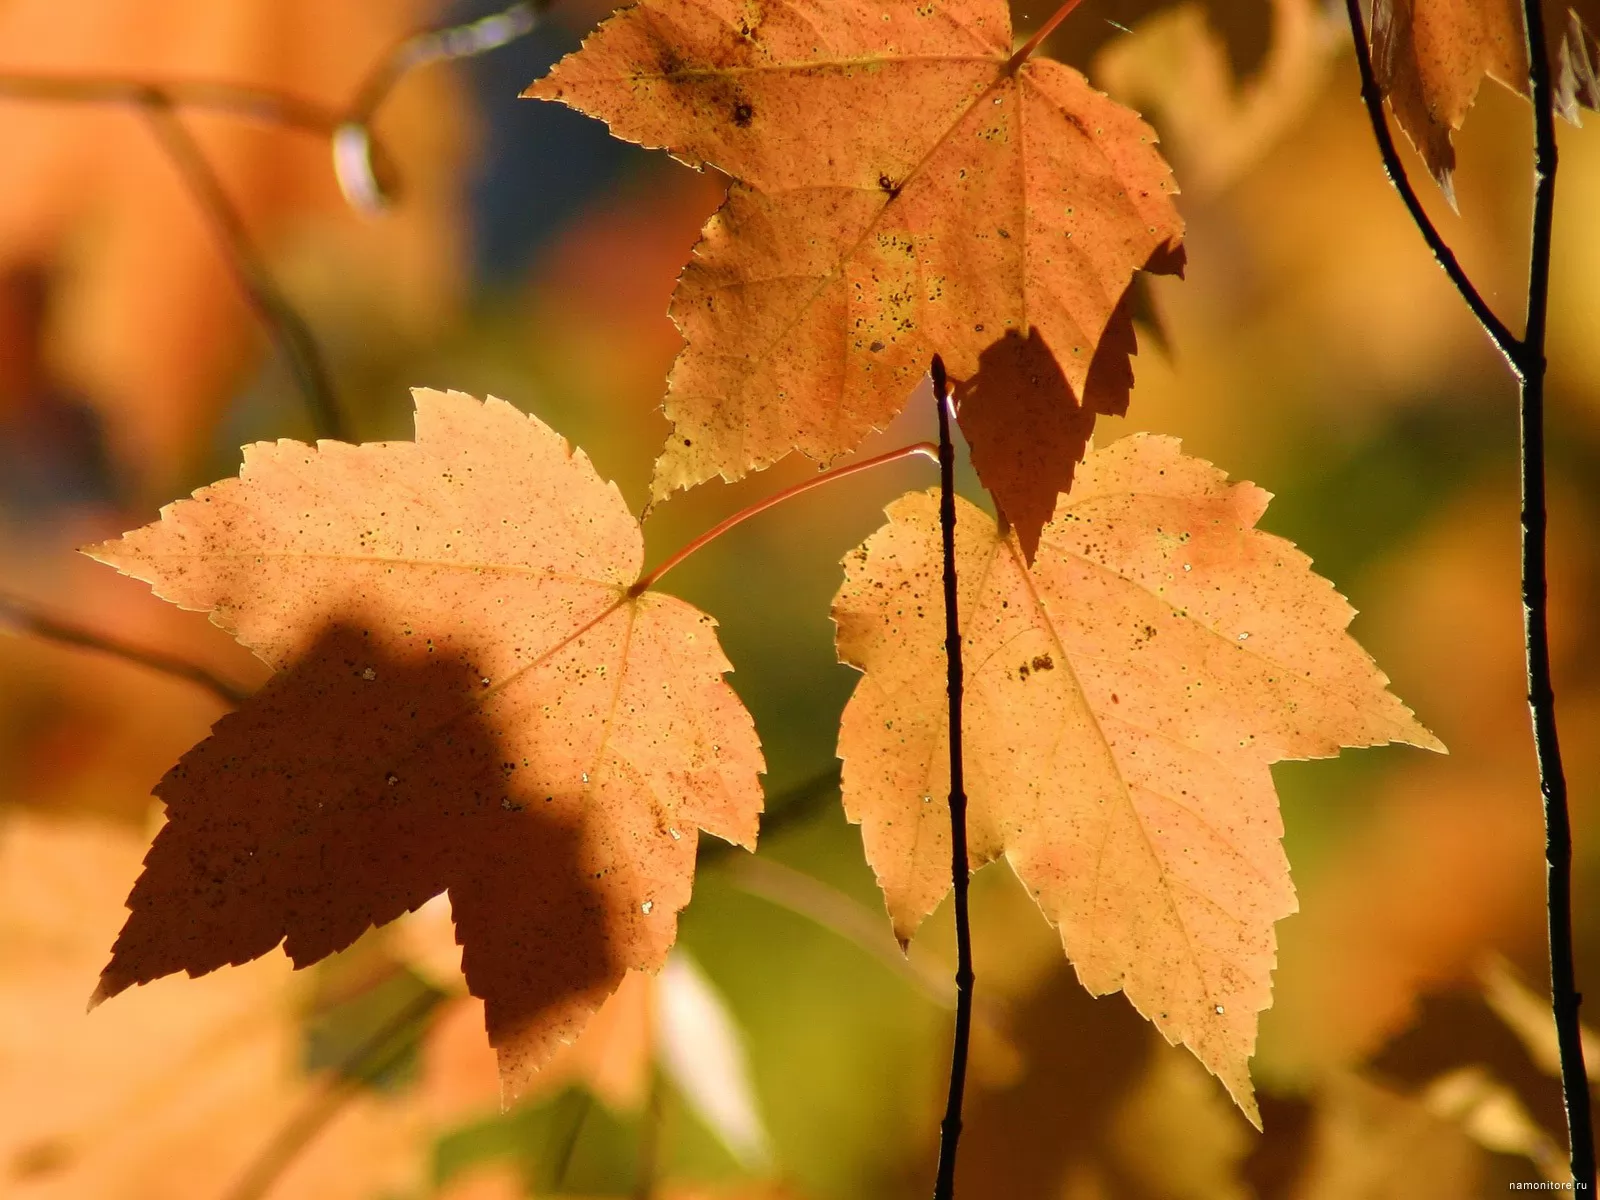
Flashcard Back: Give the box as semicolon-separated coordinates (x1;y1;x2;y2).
1341;0;1522;367
0;590;250;706
698;764;843;872
0;4;545;443
0;75;339;132
223;986;448;1200
347;2;542;125
726;856;957;1008
633;1068;662;1200
930;354;973;1200
1345;0;1592;1181
549;1088;596;1191
632;442;937;594
1517;0;1595;1186
141;98;348;442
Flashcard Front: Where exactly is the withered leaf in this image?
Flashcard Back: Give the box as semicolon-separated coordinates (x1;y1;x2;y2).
529;0;1184;543
83;389;764;1099
831;434;1442;1123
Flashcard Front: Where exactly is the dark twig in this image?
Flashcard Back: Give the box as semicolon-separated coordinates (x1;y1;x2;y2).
1344;0;1593;1184
929;354;973;1200
141;98;348;442
1341;0;1521;367
1517;0;1594;1186
0;589;250;706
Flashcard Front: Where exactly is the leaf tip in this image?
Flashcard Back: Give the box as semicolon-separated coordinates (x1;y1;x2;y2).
76;538;118;566
86;973;121;1013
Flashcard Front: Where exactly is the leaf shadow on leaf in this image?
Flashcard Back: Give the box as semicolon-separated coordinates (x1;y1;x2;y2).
93;621;624;1096
953;241;1183;564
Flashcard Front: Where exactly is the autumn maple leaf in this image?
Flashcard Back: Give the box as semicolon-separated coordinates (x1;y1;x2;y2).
831;434;1443;1124
82;389;765;1098
529;0;1185;559
1370;0;1600;197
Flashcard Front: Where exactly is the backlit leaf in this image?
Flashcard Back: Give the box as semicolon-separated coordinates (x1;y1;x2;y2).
83;389;765;1099
529;0;1184;556
1369;0;1600;199
831;434;1441;1123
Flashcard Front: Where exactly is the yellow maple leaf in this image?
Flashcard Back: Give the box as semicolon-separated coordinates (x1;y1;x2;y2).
831;433;1441;1123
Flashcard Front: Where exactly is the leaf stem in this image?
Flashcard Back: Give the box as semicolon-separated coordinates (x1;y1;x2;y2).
632;442;937;594
1517;0;1594;1185
0;589;250;706
929;354;973;1200
1005;0;1089;74
1340;0;1520;367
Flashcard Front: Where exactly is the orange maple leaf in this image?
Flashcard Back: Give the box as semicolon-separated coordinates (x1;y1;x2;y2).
528;0;1185;558
831;434;1442;1124
82;388;765;1099
1369;0;1600;197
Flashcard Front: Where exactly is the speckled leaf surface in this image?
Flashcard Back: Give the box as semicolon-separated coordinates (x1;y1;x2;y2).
83;389;764;1100
831;434;1442;1123
528;0;1185;549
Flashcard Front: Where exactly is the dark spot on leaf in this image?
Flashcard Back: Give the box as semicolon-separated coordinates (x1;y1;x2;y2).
733;101;754;127
1031;654;1054;672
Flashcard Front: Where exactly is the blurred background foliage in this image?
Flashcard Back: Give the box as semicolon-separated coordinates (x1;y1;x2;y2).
0;0;1596;1196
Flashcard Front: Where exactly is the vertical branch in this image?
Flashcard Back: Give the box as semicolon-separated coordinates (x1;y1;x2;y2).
930;355;974;1200
140;97;348;443
1345;0;1592;1183
1517;0;1595;1186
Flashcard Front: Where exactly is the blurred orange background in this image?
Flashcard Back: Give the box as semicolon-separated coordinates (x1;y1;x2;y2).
0;0;1596;1196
